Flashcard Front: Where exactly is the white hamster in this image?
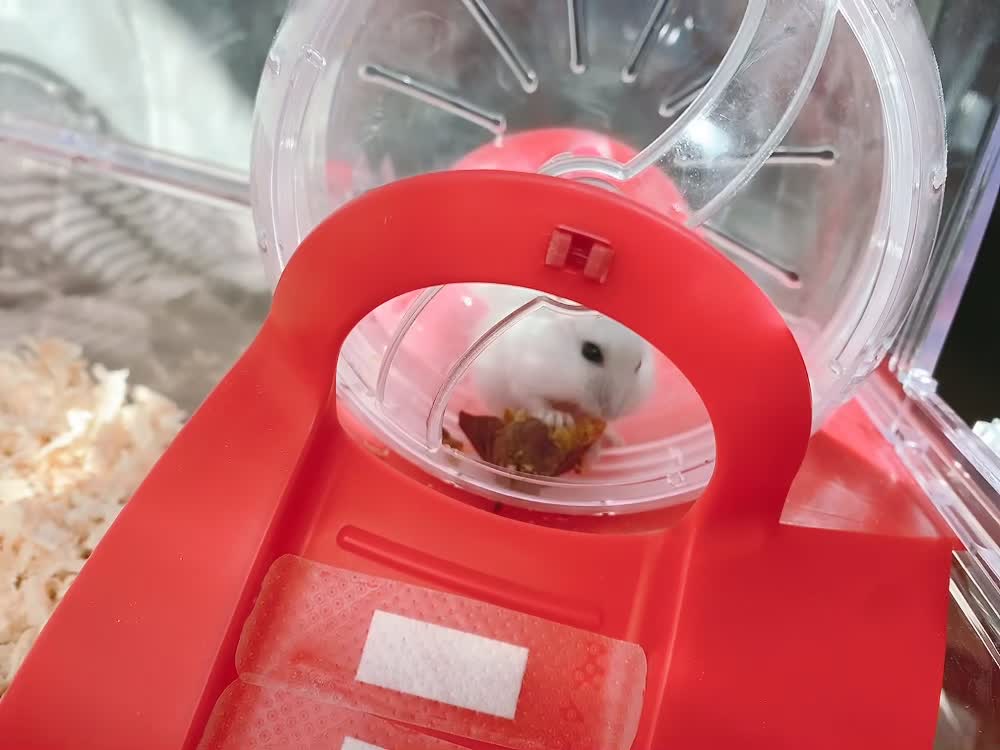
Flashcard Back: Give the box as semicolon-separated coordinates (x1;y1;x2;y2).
470;284;655;429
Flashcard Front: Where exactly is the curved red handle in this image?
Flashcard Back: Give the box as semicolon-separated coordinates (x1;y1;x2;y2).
274;170;812;524
0;170;813;750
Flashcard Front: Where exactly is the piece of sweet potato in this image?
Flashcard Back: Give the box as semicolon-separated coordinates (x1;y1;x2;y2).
457;409;606;477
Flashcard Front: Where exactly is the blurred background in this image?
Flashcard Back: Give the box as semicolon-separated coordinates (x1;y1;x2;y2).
0;0;996;421
913;1;1000;427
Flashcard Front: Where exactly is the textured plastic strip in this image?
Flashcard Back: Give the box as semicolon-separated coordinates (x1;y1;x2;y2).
197;680;466;750
236;555;647;750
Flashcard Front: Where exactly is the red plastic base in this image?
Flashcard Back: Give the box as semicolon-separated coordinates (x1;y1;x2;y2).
0;172;954;750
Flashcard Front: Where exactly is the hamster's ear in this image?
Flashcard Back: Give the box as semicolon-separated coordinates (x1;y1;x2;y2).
637;348;657;394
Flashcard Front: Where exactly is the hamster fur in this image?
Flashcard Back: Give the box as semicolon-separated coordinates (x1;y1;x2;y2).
470;284;655;428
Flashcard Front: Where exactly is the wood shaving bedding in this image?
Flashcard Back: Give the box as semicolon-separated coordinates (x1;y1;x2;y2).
0;338;184;694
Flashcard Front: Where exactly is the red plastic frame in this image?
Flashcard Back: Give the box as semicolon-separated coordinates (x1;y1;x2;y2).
0;171;950;750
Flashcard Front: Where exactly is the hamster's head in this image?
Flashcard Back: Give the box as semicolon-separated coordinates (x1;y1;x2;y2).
555;312;655;421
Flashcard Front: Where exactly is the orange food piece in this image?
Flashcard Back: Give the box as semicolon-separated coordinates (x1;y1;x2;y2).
458;410;606;477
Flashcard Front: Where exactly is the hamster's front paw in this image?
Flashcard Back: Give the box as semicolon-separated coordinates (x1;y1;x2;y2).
531;407;576;430
578;428;621;473
601;426;625;448
578;441;603;473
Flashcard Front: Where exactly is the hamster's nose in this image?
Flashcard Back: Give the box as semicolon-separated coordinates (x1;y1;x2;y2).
600;383;642;421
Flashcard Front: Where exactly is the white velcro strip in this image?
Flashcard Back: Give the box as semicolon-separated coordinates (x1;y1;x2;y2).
341;738;385;750
355;610;529;719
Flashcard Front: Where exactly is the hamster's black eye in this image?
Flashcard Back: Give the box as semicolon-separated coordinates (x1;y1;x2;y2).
581;341;604;365
635;359;642;374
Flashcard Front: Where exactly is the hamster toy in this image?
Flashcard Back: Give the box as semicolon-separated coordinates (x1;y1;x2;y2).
470;284;655;434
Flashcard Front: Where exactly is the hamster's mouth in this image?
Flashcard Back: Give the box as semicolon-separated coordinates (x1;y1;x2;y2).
548;399;601;421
